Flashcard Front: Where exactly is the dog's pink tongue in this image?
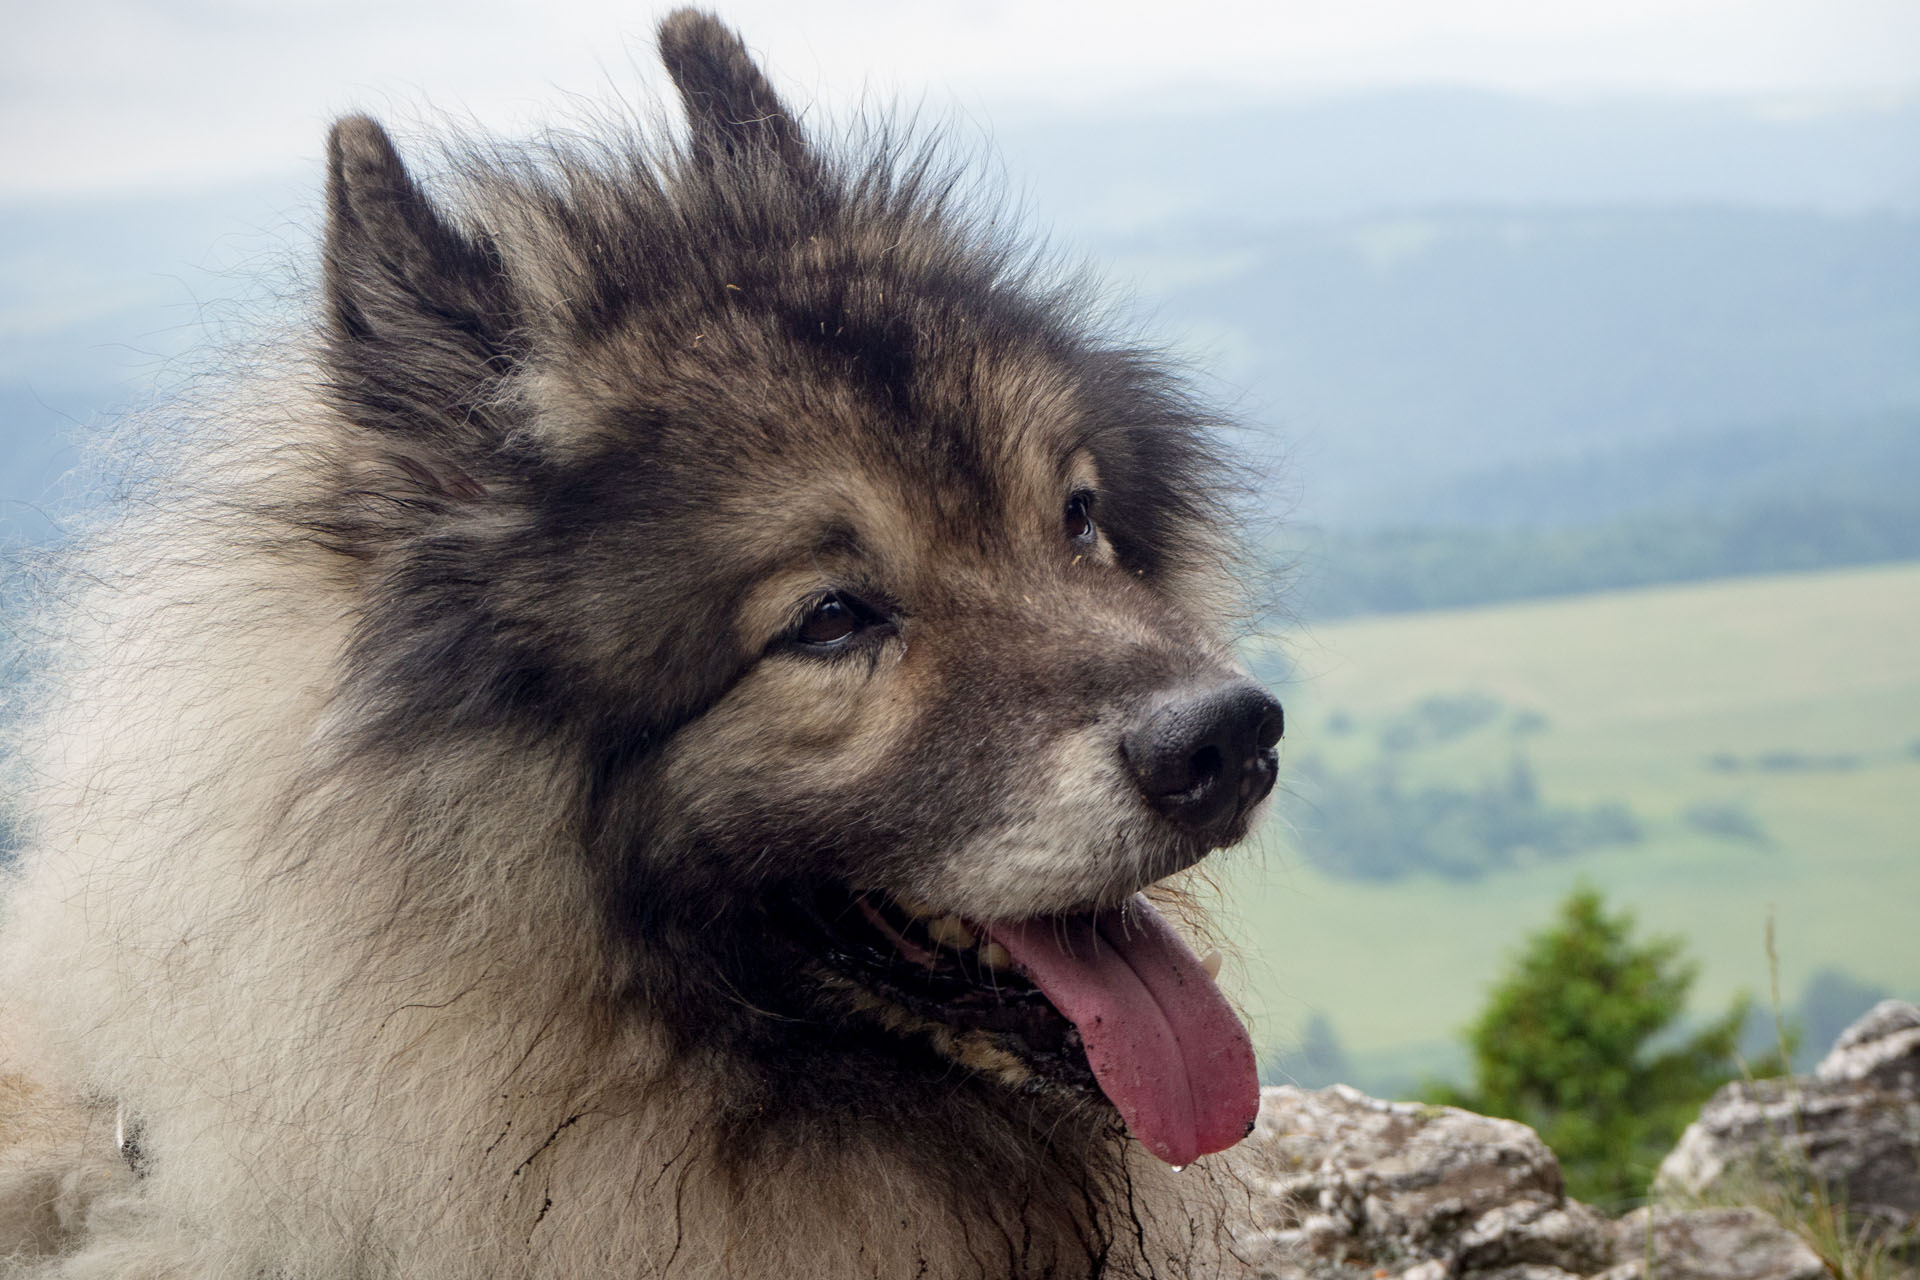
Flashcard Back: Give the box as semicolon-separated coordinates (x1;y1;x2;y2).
986;896;1259;1167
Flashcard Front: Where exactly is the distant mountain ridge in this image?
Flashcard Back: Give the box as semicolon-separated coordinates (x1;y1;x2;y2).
1123;206;1920;525
1371;413;1920;529
2;91;1916;542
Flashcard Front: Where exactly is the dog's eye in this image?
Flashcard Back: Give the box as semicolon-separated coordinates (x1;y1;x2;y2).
1064;490;1097;547
794;594;868;649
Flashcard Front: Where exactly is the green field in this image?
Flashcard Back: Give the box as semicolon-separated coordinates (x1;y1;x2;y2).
1223;561;1920;1093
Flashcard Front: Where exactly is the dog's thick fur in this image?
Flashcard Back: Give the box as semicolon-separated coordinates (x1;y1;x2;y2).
0;13;1276;1277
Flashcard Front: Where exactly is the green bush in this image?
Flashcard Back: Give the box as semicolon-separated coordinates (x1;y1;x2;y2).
1425;886;1787;1210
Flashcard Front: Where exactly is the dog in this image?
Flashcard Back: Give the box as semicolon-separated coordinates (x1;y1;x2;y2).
0;11;1284;1276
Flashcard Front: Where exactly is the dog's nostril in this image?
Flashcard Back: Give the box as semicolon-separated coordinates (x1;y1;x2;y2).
1188;744;1223;787
1257;702;1284;750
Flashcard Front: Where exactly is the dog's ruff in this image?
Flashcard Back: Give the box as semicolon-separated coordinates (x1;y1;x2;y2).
0;10;1281;1277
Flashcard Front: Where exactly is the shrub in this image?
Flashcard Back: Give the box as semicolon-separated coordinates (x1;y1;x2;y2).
1426;886;1786;1209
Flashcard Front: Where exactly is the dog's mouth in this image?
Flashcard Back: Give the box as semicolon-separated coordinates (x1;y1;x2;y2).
797;887;1260;1167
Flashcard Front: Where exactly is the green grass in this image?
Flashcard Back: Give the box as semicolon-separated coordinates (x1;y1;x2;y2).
1225;561;1920;1089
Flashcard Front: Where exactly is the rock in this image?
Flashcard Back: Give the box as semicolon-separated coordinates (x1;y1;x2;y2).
1818;999;1920;1092
1226;1006;1920;1277
1657;999;1920;1244
1597;1207;1826;1280
1234;1086;1830;1279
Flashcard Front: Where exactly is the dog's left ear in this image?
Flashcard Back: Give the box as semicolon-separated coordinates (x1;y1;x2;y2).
657;9;813;177
323;115;519;470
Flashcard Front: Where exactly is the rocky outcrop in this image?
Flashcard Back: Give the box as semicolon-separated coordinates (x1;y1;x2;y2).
1658;998;1920;1244
1596;1206;1832;1280
1232;1087;1825;1279
1231;1001;1920;1277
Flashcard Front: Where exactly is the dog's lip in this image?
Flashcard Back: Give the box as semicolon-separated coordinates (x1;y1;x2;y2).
856;893;1015;970
829;887;1258;1166
845;886;1226;984
793;886;1098;1089
800;888;1047;999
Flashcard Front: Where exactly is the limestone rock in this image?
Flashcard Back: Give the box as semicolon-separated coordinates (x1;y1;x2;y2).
1657;999;1920;1243
1597;1207;1826;1280
1234;1086;1828;1280
1818;999;1920;1091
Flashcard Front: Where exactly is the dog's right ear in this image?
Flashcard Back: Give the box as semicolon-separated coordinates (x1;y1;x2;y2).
657;9;813;177
323;115;518;461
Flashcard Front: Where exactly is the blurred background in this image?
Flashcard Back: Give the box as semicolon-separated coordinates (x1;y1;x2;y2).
5;0;1917;1163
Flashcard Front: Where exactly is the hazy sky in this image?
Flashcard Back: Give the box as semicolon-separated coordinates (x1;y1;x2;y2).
6;0;1918;200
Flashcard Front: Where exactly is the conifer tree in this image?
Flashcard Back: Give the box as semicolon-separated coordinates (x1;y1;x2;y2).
1428;885;1782;1208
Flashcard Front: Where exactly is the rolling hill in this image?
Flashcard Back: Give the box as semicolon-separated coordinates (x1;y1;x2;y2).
1224;561;1920;1094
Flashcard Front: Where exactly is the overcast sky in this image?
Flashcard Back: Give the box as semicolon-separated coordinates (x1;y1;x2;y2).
5;0;1919;200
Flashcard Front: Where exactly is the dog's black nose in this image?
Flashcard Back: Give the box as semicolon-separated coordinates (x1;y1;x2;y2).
1123;680;1284;837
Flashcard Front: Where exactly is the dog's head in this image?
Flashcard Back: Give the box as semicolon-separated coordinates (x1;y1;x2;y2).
316;10;1280;1167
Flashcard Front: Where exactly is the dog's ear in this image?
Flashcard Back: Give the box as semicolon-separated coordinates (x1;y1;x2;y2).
658;9;813;177
323;115;518;466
